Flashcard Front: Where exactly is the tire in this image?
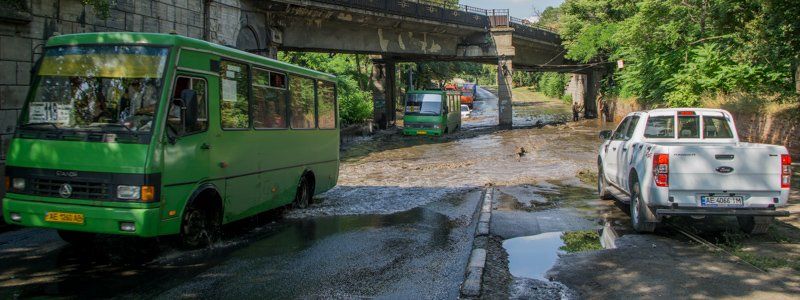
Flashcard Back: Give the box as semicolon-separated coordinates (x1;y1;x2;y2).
738;216;773;235
293;175;313;209
630;182;656;233
597;163;613;200
57;230;95;245
179;201;221;249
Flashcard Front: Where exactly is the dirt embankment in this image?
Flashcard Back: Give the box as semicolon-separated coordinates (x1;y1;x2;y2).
605;96;800;158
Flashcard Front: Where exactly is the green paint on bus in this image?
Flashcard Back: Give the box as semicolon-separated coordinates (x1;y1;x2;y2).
2;33;339;246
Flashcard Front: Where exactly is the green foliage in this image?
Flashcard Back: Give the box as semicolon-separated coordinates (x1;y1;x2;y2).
82;0;112;19
557;0;800;106
539;73;570;99
559;230;603;253
278;52;373;125
0;0;27;11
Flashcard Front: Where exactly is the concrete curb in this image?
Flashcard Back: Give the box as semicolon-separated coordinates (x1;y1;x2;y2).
460;187;494;298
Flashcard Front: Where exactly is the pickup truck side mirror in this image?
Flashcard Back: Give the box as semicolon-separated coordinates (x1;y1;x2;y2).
599;130;613;140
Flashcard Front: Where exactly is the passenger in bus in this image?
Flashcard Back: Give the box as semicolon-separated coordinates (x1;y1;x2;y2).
265;101;285;127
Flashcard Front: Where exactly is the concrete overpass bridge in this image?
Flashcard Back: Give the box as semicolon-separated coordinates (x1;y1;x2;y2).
234;0;598;128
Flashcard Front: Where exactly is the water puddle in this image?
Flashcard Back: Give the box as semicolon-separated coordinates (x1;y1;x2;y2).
503;228;613;281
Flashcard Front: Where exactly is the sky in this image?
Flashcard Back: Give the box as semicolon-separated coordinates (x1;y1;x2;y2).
459;0;565;20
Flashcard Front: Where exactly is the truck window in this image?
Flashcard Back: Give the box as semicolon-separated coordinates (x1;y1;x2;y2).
703;116;733;138
678;116;700;138
624;116;640;140
644;116;674;138
612;117;631;140
220;61;250;129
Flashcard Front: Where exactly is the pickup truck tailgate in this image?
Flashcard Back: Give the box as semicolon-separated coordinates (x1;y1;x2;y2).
667;144;784;192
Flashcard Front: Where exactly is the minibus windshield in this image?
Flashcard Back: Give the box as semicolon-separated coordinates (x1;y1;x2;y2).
405;93;442;115
23;45;169;133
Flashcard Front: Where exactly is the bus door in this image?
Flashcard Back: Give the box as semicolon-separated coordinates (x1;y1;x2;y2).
162;74;212;194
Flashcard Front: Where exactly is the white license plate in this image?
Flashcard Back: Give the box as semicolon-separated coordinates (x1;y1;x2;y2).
700;196;744;207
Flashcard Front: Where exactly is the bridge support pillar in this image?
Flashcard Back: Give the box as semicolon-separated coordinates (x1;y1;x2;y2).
371;59;396;129
497;59;514;128
491;27;516;129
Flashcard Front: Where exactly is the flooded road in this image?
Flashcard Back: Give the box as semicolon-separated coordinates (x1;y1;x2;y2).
0;86;601;298
1;86;797;298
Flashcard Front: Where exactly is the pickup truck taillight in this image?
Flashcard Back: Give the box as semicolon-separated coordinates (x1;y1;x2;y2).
653;153;669;187
782;154;792;189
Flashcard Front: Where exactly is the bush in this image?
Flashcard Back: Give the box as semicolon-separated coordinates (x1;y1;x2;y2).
539;73;570;99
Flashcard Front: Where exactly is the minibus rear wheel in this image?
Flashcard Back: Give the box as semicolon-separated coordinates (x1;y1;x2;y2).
293;174;314;209
180;198;222;249
57;230;95;246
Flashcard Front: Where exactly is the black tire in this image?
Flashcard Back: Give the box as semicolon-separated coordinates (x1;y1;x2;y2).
597;163;613;200
630;181;656;233
738;216;773;235
57;230;95;245
179;201;221;249
293;175;313;209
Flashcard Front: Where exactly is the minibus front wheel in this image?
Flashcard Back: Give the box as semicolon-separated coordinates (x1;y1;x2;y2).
179;192;222;249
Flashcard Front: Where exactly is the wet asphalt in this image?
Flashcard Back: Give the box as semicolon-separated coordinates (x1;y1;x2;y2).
2;87;797;299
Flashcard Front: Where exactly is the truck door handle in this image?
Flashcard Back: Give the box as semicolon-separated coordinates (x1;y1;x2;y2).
201;143;211;150
612;147;617;151
622;148;627;152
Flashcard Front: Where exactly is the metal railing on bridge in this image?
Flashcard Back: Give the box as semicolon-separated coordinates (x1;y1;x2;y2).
312;0;561;45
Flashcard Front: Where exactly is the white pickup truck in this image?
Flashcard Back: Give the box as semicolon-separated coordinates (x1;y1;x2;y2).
597;108;791;234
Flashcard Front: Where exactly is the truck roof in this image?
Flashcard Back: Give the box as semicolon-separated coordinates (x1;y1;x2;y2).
641;108;731;116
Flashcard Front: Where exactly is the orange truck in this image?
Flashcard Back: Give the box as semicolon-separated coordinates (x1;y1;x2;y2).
460;83;476;108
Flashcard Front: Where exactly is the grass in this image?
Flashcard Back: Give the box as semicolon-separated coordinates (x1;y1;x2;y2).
576;169;597;186
715;229;800;271
560;230;604;253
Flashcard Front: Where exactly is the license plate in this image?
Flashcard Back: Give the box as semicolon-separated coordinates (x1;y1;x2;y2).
45;212;85;224
700;196;744;207
417;130;427;135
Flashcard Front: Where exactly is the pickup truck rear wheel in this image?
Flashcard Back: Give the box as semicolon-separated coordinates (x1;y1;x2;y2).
597;163;613;200
630;182;656;233
737;216;773;235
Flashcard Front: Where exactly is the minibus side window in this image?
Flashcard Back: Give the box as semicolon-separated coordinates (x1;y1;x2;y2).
317;81;336;129
169;76;208;135
289;75;316;129
220;60;250;129
253;68;288;129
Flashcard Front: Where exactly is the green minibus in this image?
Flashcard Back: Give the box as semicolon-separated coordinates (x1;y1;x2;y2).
402;90;461;136
2;32;339;248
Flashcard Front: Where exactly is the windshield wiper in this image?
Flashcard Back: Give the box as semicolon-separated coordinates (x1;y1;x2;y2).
19;122;60;130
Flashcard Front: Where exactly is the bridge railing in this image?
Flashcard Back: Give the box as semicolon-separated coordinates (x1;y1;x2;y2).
314;0;490;28
312;0;561;45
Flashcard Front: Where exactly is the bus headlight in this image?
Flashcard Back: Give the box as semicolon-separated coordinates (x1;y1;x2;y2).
433;124;440;129
117;185;141;200
12;178;26;191
117;185;156;201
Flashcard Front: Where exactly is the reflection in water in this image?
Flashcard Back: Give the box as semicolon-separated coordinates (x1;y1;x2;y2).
503;230;604;280
0;207;453;298
504;232;565;280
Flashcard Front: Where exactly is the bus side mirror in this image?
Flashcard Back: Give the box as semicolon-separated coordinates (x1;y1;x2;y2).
599;130;613;140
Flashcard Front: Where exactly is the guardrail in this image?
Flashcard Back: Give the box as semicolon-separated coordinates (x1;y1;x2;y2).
311;0;561;45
